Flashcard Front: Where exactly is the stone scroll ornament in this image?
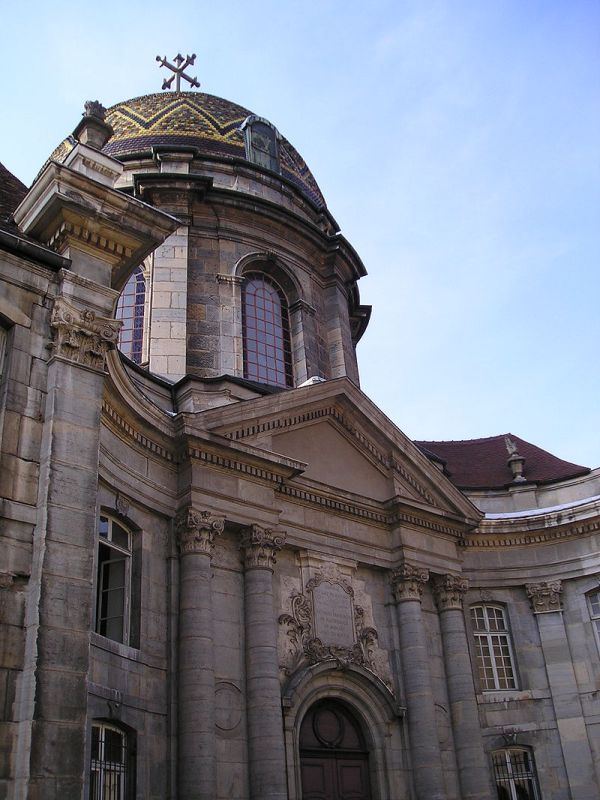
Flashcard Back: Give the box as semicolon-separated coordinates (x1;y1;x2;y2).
176;508;225;557
278;572;382;681
50;297;122;371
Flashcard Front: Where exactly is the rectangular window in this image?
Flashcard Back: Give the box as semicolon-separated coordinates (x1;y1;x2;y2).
587;590;600;652
470;604;517;691
96;516;131;645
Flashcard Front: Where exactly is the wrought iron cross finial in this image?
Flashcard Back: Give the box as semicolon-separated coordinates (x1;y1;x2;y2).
156;53;200;91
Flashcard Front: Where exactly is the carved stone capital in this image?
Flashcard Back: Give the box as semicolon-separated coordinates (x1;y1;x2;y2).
50;297;121;371
240;525;285;571
433;574;469;611
390;564;429;603
176;508;225;557
526;580;563;613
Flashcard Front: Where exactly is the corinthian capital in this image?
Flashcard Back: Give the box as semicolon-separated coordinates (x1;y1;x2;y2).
50;297;122;371
176;508;225;557
433;574;469;611
240;525;286;571
390;563;429;603
526;580;563;613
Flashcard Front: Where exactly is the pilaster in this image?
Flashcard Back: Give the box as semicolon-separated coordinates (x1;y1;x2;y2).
526;580;597;799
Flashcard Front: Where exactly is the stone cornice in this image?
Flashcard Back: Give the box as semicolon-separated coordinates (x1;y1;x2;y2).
433;574;469;611
462;516;600;548
240;525;286;571
176;508;225;557
50;297;121;371
526;580;563;613
102;400;177;462
390;564;430;603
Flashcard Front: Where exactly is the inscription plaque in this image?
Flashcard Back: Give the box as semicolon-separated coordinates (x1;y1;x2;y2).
312;582;354;647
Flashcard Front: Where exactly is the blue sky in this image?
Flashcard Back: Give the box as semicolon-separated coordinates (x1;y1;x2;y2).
2;0;599;466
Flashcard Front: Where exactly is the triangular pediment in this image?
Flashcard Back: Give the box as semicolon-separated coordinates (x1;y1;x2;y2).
199;377;481;526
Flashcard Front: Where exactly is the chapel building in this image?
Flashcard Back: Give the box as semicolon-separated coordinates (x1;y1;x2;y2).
1;78;600;800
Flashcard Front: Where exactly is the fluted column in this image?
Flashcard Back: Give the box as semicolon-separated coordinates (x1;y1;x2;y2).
433;575;493;800
241;525;287;800
526;581;597;800
391;564;446;800
177;508;224;800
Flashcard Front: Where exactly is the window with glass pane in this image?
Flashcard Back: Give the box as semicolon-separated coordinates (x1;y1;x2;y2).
116;267;145;364
492;749;540;800
587;590;600;651
90;722;130;800
242;273;293;388
470;605;517;690
96;516;131;644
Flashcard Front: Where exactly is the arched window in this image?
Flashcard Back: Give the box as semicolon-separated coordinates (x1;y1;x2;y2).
242;272;293;388
90;721;134;799
116;267;145;364
470;604;517;691
492;748;540;800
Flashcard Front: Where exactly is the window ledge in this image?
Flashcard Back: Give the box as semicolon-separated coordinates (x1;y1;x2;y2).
477;688;550;703
91;631;140;661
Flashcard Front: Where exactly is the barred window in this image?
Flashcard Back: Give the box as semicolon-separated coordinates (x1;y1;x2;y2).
116;267;146;364
587;589;600;652
470;605;517;690
242;273;293;388
90;722;132;800
492;748;540;800
96;516;132;645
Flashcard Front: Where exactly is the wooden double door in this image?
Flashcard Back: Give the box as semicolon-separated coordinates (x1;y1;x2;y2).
300;701;371;800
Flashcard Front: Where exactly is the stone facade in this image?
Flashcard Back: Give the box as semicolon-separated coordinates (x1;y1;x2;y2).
0;91;599;800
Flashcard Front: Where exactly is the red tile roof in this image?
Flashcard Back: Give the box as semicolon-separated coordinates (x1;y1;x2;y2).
0;162;27;233
415;434;590;490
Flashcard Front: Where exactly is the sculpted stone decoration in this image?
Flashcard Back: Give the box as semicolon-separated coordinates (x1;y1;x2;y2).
278;572;390;689
50;297;121;371
526;580;563;613
433;574;469;611
390;563;430;603
240;525;286;570
176;508;225;557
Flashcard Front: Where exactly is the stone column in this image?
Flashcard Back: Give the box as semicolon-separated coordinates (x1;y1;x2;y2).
391;564;446;800
433;575;493;800
176;508;224;800
526;581;597;800
241;525;287;800
13;290;121;800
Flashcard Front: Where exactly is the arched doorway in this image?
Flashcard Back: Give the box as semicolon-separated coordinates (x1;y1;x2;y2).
299;700;371;800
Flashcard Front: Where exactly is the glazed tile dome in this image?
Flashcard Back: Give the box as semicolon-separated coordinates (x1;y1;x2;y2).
52;92;325;209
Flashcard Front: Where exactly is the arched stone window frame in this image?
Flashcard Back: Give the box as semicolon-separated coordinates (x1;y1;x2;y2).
241;115;282;173
281;662;406;800
491;746;541;800
220;253;314;386
88;719;136;800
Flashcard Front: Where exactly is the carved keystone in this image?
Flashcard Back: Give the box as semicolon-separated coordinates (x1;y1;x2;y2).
433;574;469;612
176;508;224;557
390;564;429;603
240;525;285;571
526;580;563;613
